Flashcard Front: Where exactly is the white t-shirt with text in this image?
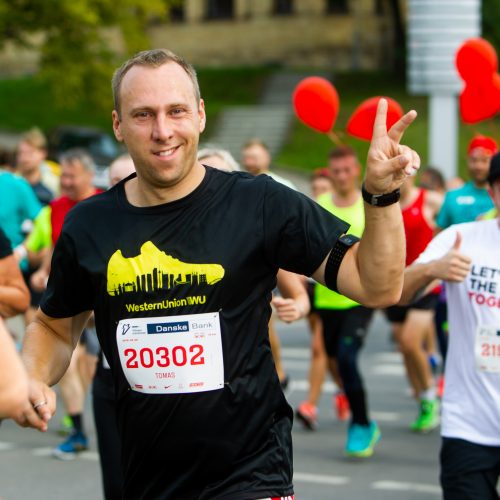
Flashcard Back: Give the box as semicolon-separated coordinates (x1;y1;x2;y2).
416;219;500;445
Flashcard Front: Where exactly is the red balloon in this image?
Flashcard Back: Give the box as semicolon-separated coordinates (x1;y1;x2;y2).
292;77;339;133
460;74;500;124
456;38;498;84
346;97;403;141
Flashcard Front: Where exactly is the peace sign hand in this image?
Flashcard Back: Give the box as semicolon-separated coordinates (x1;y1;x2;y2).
364;98;420;195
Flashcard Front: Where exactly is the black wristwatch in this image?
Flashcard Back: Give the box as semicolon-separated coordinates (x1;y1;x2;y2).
361;183;400;207
324;234;360;293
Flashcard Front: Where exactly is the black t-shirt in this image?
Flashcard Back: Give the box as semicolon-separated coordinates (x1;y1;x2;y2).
41;167;348;499
0;227;12;258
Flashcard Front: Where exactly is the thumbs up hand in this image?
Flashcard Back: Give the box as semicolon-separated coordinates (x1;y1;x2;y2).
431;232;472;282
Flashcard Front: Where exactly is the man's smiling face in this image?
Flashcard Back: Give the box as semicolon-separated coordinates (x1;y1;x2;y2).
112;62;206;191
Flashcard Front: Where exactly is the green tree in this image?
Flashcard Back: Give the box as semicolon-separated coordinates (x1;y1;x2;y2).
483;0;500;54
0;0;178;108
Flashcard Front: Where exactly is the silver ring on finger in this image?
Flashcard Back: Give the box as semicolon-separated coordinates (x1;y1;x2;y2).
33;400;47;410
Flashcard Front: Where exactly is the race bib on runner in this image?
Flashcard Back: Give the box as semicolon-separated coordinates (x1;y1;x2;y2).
474;324;500;373
116;312;224;394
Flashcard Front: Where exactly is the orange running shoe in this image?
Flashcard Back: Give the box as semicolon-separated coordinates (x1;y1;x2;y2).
334;392;350;421
295;401;318;430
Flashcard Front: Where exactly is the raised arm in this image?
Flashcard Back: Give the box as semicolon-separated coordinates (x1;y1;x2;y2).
16;308;92;432
314;98;419;308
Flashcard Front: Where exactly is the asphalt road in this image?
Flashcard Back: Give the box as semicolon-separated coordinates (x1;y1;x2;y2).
0;311;443;500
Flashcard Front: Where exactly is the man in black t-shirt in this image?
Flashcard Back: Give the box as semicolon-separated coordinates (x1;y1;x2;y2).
17;49;420;499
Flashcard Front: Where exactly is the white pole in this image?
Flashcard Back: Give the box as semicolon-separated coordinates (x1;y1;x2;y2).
429;94;458;179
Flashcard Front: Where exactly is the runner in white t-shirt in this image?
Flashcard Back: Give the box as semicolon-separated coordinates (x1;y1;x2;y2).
399;153;500;500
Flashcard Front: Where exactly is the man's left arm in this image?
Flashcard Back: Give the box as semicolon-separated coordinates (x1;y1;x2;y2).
313;99;419;308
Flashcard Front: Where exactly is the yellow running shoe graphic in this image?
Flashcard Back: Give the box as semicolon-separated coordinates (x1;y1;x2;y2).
107;241;225;296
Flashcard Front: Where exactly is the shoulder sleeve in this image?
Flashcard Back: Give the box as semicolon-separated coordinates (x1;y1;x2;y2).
415;226;457;264
40;230;94;318
0;227;13;258
262;179;349;276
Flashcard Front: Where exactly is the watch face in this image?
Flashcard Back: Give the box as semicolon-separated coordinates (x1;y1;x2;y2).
340;234;357;246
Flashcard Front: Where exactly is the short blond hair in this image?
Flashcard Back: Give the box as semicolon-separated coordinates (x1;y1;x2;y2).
20;127;47;150
112;49;200;117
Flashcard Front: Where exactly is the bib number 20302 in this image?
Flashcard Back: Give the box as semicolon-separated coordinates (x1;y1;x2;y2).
117;312;224;394
124;345;205;369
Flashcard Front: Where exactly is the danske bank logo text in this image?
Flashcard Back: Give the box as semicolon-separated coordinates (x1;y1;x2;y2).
147;321;189;334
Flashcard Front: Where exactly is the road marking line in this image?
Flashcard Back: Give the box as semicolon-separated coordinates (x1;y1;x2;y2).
31;447;99;461
281;347;310;359
289;380;338;392
31;447;53;457
294;472;350;486
372;480;441;495
0;441;15;451
80;451;99;461
282;359;309;370
370;365;406;376
370;411;401;422
370;352;403;363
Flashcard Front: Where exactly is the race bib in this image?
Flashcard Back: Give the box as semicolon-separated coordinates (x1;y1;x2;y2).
475;324;500;373
116;312;224;394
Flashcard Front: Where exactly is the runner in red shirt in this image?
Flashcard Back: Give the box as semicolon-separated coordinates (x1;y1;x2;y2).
386;175;443;432
31;149;103;458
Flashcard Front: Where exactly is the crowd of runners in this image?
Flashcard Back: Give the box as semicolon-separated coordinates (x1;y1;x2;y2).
0;48;499;500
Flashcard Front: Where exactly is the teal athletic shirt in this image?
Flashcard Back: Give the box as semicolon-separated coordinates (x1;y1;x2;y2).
436;181;494;229
0;171;42;269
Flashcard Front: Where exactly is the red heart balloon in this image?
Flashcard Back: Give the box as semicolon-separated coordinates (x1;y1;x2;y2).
292;77;339;133
346;97;403;141
460;74;500;124
456;38;498;84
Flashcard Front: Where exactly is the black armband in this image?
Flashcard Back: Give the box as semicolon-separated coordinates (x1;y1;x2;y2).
324;234;360;293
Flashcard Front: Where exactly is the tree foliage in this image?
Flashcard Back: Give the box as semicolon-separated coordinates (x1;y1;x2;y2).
483;0;500;55
0;0;178;108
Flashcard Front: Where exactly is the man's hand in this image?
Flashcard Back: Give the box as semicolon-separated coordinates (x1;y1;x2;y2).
364;98;419;194
14;379;56;432
272;297;306;323
430;232;471;283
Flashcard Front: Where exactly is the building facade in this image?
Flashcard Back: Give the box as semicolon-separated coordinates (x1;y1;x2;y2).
151;0;398;70
0;0;401;75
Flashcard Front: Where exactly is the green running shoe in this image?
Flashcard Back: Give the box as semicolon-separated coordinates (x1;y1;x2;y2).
410;399;440;433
